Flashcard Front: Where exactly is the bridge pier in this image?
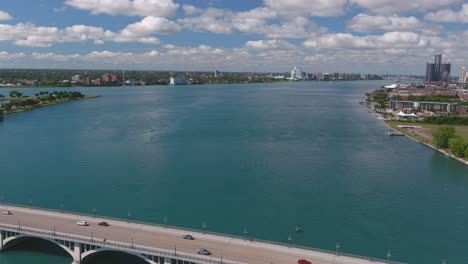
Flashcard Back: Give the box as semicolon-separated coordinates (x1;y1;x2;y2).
0;230;3;250
72;242;81;264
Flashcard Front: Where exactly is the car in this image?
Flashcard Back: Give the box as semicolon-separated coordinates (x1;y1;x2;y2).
182;234;194;240
297;259;312;264
76;220;89;226
98;221;109;226
1;210;12;215
197;248;211;255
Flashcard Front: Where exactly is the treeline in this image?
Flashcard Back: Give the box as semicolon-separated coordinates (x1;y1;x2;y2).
1;91;85;111
433;126;468;159
407;95;458;103
421;116;468;125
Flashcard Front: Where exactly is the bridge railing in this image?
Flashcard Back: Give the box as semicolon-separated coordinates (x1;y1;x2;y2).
0;223;244;264
0;202;405;264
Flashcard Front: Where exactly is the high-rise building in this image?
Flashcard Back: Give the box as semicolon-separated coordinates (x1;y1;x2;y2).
425;54;451;82
460;67;468;84
290;66;303;80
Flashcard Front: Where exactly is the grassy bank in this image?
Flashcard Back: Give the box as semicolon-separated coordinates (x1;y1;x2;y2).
385;120;468;164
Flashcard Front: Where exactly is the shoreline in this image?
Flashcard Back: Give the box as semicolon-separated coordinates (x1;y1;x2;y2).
383;121;468;166
2;95;100;117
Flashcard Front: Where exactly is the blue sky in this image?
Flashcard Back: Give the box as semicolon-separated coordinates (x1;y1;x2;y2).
0;0;467;74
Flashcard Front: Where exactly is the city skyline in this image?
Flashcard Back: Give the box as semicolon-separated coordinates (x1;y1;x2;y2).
0;0;467;74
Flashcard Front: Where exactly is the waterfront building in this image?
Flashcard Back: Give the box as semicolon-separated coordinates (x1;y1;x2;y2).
425;54;451;82
290;66;303;81
390;100;457;112
460;67;468;84
169;77;187;85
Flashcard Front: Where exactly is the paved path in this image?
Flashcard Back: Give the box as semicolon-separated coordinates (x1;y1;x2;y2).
0;204;391;264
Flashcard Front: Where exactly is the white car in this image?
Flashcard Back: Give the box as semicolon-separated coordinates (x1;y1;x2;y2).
76;220;89;226
1;210;12;215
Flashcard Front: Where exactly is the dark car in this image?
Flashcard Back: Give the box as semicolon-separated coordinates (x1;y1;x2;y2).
182;234;195;240
297;259;311;264
197;248;211;255
98;221;110;226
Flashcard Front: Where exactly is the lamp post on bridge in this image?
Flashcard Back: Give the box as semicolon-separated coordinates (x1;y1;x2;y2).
53;226;56;236
202;222;206;234
220;252;223;264
288;234;292;248
335;242;340;256
174;245;177;256
131;238;134;249
387;251;391;264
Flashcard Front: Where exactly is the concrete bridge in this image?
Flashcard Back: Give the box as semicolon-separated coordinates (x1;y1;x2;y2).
0;204;401;264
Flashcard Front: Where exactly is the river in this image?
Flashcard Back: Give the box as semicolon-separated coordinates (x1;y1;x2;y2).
0;81;467;264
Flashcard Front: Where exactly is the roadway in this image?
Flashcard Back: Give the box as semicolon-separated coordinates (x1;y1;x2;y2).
0;204;389;264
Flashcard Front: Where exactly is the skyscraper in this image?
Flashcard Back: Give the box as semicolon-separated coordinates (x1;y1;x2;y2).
460;67;468;84
425;54;451;82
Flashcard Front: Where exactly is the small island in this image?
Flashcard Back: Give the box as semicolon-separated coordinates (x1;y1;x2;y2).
0;90;99;122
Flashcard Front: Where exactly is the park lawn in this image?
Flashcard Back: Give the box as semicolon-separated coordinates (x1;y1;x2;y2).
385;121;468;143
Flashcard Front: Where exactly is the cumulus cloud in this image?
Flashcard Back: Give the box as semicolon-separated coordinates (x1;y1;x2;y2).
425;3;468;23
263;0;348;17
0;19;179;47
0;11;13;21
179;6;323;38
0;51;25;59
348;14;442;35
65;0;179;17
350;0;461;14
245;39;296;50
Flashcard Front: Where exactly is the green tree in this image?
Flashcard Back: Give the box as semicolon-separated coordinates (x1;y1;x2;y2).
0;109;3;121
9;90;23;98
448;137;466;158
432;126;456;148
465;145;468;159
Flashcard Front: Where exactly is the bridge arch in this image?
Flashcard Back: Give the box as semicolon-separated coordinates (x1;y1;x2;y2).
2;234;74;260
81;248;158;264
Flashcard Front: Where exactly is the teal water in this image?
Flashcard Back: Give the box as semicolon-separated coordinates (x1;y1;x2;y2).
0;82;467;264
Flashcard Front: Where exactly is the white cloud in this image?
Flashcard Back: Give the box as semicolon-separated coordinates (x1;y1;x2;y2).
0;51;25;59
65;0;179;17
263;0;348;17
0;20;176;47
245;39;296;50
350;0;461;14
178;8;233;34
182;4;202;15
425;3;468;23
348;14;442;35
0;11;13;21
120;16;181;37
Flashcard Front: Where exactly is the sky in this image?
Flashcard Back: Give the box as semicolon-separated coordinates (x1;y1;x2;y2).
0;0;467;74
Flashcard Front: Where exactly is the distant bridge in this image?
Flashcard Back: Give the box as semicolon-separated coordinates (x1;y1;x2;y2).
0;203;402;264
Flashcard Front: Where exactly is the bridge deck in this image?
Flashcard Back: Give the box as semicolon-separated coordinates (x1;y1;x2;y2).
0;204;393;264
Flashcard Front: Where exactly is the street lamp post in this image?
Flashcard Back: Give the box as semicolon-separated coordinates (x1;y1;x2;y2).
203;222;206;234
131;238;134;249
336;242;341;256
243;227;248;241
53;226;56;236
174;245;177;256
164;217;167;228
288;234;292;248
18;220;21;230
91;232;94;242
387;251;391;264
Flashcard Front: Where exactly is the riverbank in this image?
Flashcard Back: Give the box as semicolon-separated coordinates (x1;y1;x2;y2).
384;121;468;166
1;94;100;119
